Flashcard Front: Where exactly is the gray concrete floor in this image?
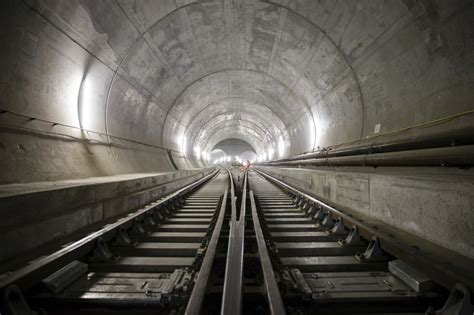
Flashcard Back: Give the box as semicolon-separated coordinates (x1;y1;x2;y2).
0;172;173;198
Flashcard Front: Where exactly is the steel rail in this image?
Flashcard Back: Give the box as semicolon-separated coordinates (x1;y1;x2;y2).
185;189;228;314
0;168;219;294
239;169;248;222
249;190;286;314
254;168;474;292
227;168;237;221
221;169;248;315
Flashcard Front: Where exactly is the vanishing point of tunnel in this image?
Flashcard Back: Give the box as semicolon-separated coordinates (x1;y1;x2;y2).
0;0;473;314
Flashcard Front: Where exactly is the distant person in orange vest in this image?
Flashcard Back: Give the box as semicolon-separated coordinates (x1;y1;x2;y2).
246;160;251;170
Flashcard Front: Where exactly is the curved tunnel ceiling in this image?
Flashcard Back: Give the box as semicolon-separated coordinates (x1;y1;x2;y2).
46;0;366;158
109;0;366;159
212;138;256;160
2;0;473;182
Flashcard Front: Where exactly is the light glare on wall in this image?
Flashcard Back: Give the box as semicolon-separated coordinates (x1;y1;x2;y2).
309;116;316;150
78;75;93;130
268;147;274;160
278;137;285;157
194;146;201;158
178;134;187;154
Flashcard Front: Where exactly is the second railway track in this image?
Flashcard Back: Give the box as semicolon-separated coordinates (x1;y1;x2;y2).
0;169;230;314
247;171;447;314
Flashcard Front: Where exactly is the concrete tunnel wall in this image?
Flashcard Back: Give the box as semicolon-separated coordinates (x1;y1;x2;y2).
257;165;474;260
213;138;256;162
1;0;473;185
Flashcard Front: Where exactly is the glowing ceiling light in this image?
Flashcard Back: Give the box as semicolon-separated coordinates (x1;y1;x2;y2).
278;137;285;157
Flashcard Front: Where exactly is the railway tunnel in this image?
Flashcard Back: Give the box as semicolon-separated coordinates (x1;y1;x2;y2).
0;0;473;314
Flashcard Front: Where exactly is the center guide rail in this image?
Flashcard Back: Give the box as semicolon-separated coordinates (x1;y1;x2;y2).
221;168;287;314
221;168;246;315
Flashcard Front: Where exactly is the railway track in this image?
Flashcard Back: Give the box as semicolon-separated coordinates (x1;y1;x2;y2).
222;169;470;314
247;171;445;314
0;168;472;314
0;169;230;314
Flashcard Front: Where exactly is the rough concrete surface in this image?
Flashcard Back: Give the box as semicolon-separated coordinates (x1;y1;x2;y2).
1;0;472;182
258;166;474;260
0;0;473;270
0;168;213;263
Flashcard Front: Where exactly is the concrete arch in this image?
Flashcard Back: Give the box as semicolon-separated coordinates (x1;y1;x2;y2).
3;0;472;182
200;121;275;154
189;112;278;152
